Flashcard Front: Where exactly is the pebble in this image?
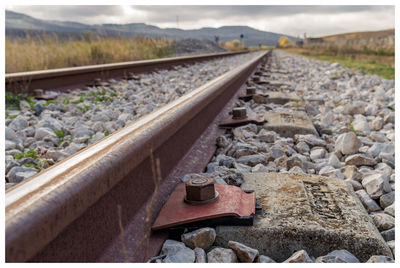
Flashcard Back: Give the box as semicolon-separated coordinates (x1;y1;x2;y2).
207;247;237;263
335;132;361;155
194;247;206;263
228;240;259;263
181;227;216;250
258;255;276;263
344;154;376;166
384;203;395;217
361;173;391;199
370;212;395;231
324;249;360;263
283;249;313;263
380;228;395;242
355;189;381;212
160;239;195;263
379;191;395;208
366;255;394;263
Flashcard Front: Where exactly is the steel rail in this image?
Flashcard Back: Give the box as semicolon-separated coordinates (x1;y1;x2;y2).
6;50;270;262
5;51;246;92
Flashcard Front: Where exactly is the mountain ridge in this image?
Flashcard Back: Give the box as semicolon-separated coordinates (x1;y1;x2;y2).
6;10;299;46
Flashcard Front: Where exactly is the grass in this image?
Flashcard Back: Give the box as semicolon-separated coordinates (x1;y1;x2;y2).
6;34;171;73
281;48;394;80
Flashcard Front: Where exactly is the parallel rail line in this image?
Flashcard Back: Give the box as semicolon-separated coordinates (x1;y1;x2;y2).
6;50;270;262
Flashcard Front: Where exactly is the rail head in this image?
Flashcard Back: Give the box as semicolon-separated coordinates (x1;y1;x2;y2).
5;50;269;262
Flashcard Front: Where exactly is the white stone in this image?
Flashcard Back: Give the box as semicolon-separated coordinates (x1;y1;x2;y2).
335;132;361;155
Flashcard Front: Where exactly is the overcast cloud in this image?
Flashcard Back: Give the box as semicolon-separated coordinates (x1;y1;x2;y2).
5;5;394;37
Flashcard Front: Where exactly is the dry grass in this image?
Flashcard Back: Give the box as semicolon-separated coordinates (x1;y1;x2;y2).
319;29;394;42
5;34;171;73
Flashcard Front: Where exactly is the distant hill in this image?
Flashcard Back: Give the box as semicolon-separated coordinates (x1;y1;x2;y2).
6;10;299;46
308;29;394;42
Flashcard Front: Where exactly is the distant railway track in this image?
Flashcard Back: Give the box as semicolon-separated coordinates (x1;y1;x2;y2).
6;50;270;262
5;51;246;93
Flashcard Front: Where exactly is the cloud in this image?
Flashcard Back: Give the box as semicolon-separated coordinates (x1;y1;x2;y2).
6;5;394;36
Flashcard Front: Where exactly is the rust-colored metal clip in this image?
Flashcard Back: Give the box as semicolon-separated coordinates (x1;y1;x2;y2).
33;89;56;100
239;87;270;102
86;78;109;87
152;181;256;230
219;107;265;129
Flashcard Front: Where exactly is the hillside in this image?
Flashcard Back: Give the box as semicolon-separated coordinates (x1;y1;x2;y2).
315;29;394;42
6;10;298;46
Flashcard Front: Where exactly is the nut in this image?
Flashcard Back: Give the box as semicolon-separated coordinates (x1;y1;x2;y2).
246;87;256;95
232;107;247;119
185;177;218;205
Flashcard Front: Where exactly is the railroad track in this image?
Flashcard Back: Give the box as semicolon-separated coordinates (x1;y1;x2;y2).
5;50;269;262
6;49;394;263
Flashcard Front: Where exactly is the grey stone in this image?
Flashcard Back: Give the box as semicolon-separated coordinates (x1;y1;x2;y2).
7;166;38;183
371;117;384;131
270;144;285;159
181;227;216;250
379;192;394;208
251;163;270;173
325;249;359;263
335;132;361;155
310;148;326;161
370;132;388;143
380;228;395;242
362;173;391;199
295;141;310;154
9;116;28;131
346;179;363;191
37;117;63;131
258;255;276;263
294;134;327;147
387;240;395;258
228;240;259;263
345;154;376;166
368;143;394;158
328;153;343;169
19;100;31;112
33;103;44;115
216;135;229;148
366;255;394;263
286;155;304;170
355;190;381;213
194;248;206;263
283;250;313;263
63;142;86;155
352;115;371;135
5;140;17;151
236;154;265;167
5;126;18;141
161;239;195;263
72;127;94;138
45;149;69;162
384;203;394;217
305;103;320;116
216;154;235;168
34;127;57;140
371;212;395;231
215;173;392;262
257;129;276;143
207;247;237;263
288;166;305;174
315;255;346;263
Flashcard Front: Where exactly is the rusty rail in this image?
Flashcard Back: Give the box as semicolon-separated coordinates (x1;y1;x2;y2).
6;50;270;262
5;51;246;92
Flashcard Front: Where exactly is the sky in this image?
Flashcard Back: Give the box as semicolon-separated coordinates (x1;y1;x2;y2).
4;4;396;37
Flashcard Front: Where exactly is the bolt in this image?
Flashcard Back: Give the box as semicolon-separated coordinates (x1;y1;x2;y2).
232;107;247;119
33;89;43;96
185;177;217;204
246;87;256;95
253;76;260;82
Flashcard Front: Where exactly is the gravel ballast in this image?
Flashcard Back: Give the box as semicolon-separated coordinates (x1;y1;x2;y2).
154;50;395;263
5;52;263;189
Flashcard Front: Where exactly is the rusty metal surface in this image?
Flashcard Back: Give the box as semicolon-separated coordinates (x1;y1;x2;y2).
6;50;269;262
152;183;256;230
219;113;266;128
5;51;246;93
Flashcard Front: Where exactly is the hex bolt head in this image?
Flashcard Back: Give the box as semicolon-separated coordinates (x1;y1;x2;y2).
185;177;218;205
253;76;260;82
232;107;247;119
246;87;256;95
33;89;43;96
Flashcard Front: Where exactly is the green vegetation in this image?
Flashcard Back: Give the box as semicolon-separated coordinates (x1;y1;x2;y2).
299;53;394;80
5;92;21;110
349;123;361;136
104;130;110;136
6;34;171;73
13;148;39;160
